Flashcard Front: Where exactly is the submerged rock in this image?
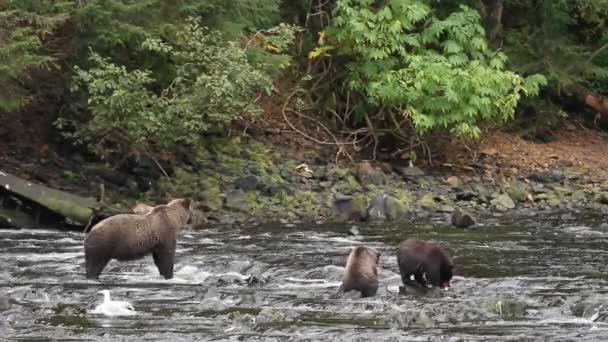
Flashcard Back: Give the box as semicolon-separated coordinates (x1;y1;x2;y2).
451;208;476;228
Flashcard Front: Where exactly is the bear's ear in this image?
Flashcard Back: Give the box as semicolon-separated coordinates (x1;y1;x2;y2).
182;198;191;209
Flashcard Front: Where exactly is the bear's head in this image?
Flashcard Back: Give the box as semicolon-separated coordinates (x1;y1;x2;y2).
165;198;193;226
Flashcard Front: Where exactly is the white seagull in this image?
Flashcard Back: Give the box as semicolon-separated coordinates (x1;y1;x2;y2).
91;290;136;316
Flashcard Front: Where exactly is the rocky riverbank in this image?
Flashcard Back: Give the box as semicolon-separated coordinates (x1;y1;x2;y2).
2;134;608;230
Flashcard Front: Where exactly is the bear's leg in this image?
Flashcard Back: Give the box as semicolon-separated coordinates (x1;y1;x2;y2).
85;249;111;279
152;248;175;280
360;280;379;298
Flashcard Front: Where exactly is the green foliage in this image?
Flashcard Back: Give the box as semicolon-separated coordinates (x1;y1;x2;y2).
0;1;71;111
61;19;292;152
329;1;546;138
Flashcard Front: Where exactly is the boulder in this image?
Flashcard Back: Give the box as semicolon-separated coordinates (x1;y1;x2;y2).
490;194;515;210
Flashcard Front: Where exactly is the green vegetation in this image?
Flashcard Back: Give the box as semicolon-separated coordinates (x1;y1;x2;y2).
2;0;608;160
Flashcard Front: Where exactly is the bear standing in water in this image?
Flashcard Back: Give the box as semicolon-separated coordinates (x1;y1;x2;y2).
339;245;381;297
397;239;453;289
84;198;192;280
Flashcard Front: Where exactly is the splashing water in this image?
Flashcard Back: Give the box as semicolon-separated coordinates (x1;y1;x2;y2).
1;214;608;340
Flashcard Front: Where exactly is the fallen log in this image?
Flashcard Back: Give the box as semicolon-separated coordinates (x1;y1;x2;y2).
0;170;101;227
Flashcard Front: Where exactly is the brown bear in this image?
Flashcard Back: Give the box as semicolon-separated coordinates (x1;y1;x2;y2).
132;202;154;215
84;198;192;280
339;245;381;297
397;239;453;289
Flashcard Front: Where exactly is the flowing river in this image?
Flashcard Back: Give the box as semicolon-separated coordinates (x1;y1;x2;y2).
1;212;608;341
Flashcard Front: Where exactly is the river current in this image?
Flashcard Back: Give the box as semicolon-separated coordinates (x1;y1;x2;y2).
1;213;608;341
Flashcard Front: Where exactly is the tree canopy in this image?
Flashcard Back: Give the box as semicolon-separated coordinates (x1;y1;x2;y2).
1;0;607;159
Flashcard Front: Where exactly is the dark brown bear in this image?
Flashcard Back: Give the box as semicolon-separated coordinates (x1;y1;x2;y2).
397;239;453;289
339;245;381;297
84;198;192;280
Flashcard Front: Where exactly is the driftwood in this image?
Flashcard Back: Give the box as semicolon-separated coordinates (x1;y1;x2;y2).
0;170;102;228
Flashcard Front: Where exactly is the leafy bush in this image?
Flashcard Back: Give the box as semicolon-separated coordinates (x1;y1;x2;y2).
0;1;69;111
327;1;547;138
59;19;294;152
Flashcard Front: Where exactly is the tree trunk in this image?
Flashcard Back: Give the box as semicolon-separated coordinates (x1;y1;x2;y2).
0;171;99;226
475;0;504;43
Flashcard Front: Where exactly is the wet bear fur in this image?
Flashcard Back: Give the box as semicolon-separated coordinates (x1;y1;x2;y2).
397;239;453;289
84;198;192;280
132;202;154;215
339;245;381;297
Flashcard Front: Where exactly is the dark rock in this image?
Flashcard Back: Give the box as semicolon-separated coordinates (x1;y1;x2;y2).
451;209;476;228
280;169;295;182
396;166;425;179
455;188;477;201
367;193;408;221
235;174;263;192
312;167;329;180
528;170;564;183
119;153;172;192
332;196;368;222
224;189;248;211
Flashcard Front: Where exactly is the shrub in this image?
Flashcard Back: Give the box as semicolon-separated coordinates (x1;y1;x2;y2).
328;1;547;138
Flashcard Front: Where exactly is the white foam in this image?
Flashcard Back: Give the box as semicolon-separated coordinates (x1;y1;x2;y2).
277;280;341;289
